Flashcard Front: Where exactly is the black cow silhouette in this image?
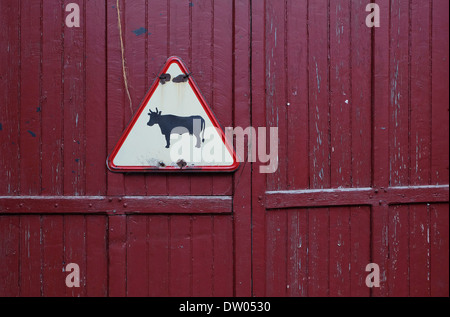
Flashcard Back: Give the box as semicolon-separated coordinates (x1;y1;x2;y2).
147;108;206;148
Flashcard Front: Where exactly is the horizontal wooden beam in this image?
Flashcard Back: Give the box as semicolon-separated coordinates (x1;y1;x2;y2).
0;195;233;215
265;185;449;210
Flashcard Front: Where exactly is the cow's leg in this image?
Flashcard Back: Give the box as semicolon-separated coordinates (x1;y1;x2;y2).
194;133;201;148
165;133;171;148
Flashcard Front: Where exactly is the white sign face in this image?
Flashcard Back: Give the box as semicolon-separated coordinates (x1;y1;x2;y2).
107;56;239;172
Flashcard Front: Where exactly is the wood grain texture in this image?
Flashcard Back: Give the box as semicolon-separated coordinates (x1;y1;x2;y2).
265;185;449;209
0;0;20;196
330;0;352;188
106;0;125;196
41;0;63;196
233;0;252;297
122;0;147;196
250;0;267;297
351;0;372;188
0;195;233;215
431;0;449;185
85;0;107;196
20;0;42;196
308;0;330;190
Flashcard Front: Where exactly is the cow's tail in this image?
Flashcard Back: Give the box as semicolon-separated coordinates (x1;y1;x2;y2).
201;118;205;143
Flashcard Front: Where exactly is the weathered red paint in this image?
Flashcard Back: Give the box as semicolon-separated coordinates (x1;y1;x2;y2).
0;0;448;297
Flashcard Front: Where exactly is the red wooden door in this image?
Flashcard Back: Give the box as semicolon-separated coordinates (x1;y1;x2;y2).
0;0;448;297
0;0;237;297
251;0;449;297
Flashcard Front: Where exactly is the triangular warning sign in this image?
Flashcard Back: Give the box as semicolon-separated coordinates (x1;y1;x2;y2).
107;56;239;172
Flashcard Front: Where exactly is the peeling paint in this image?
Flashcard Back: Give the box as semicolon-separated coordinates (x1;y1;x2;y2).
315;60;321;92
132;27;149;36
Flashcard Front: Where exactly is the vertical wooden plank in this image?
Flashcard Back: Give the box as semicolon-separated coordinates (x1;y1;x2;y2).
64;215;86;297
0;217;20;297
85;0;107;196
388;205;410;296
287;212;300;297
168;0;190;61
371;205;390;297
265;0;287;191
167;0;191;196
308;208;329;297
42;215;65;297
307;0;330;297
127;216;149;296
430;204;449;297
169;216;192;297
350;206;371;297
351;0;372;187
212;0;233;196
234;0;252;297
431;0;449;185
124;0;146;118
63;0;86;196
107;0;125;196
389;0;410;187
19;216;42;297
372;0;391;297
0;0;20;196
328;1;352;296
123;0;147;196
190;0;213;196
41;0;63;196
85;216;108;297
212;0;232;130
330;0;352;188
410;0;431;186
308;0;330;190
146;0;168;196
266;211;287;297
329;207;351;297
409;204;431;296
251;0;266;297
148;216;170;297
286;0;308;190
192;216;214;296
373;0;391;189
287;210;308;297
20;0;42;196
147;0;168;73
212;216;233;297
108;215;127;297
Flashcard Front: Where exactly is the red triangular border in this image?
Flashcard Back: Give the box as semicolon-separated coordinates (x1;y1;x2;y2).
107;56;239;173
